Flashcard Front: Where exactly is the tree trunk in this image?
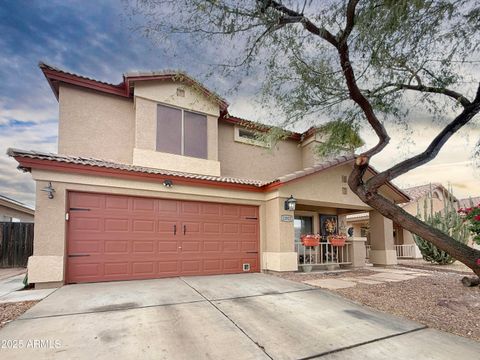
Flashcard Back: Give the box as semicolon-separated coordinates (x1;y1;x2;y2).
348;166;480;278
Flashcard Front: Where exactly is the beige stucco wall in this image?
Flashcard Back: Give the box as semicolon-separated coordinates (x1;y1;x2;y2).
58;85;135;164
279;164;370;210
132;88;220;175
133;80;220;117
0;205;34;222
218;122;302;181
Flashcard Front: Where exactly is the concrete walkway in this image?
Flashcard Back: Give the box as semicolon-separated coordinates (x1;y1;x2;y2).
303;267;432;290
0;269;56;303
0;273;478;359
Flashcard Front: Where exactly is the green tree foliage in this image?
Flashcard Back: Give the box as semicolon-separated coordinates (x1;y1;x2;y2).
413;186;469;264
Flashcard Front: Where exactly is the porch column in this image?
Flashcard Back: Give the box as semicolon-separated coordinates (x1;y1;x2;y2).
368;210;397;266
402;228;423;258
262;197;298;272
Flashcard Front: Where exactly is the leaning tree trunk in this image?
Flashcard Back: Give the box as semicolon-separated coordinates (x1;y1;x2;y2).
348;165;480;278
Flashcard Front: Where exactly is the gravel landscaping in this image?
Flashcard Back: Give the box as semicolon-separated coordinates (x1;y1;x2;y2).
273;268;480;342
0;301;37;329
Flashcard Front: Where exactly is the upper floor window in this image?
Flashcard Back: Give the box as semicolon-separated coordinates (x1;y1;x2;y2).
156;104;207;159
234;126;271;148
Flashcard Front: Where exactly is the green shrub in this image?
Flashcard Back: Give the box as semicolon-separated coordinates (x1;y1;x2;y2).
413;185;469;265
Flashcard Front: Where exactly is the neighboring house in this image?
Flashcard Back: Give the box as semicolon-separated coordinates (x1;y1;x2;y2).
0;194;35;223
8;63;409;288
347;183;458;259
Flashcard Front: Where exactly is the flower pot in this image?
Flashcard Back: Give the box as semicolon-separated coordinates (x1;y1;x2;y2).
301;234;320;247
328;235;346;247
303;265;313;273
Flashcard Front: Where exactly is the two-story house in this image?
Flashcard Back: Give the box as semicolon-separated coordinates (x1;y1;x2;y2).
8;63;409;288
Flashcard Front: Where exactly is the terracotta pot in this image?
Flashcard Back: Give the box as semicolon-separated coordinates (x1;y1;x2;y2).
301;234;320;247
328;235;346;247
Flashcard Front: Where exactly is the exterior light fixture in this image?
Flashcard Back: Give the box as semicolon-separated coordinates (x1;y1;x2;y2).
163;180;173;188
41;182;55;199
284;195;296;211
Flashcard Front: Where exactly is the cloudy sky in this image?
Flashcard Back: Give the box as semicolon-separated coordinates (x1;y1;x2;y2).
0;1;479;207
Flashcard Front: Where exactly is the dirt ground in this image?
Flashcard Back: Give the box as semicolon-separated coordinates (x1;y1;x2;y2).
0;301;37;329
274;268;480;341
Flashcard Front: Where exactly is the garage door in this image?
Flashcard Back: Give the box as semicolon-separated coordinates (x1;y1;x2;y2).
66;192;259;284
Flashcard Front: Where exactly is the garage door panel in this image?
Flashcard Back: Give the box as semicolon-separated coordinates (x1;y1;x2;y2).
181;260;202;273
104;262;129;276
133;241;155;253
105;196;129;210
131;197;154;211
71;217;102;231
221;205;240;218
203;222;221;234
202;203;221;216
222;223;239;234
158;240;179;253
240;206;258;218
132;261;156;275
67;192;259;284
70;192;103;209
203;259;221;272
158;261;179;274
204;241;221;252
69;240;101;254
104;218;130;232
133;219;155;232
241;241;258;252
182;202;200;216
223;241;240;251
223;259;240;271
104;240;129;254
158;199;179;215
158;220;176;234
181;241;201;252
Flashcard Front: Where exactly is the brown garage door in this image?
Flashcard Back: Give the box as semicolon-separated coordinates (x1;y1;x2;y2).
66;192;259;284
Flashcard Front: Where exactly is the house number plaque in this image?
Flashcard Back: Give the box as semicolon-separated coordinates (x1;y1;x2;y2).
281;215;293;222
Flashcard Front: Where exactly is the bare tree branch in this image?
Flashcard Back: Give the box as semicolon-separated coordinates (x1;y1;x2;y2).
367;82;480;191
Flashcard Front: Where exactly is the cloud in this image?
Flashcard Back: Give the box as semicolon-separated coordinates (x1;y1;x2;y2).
0;0;478;206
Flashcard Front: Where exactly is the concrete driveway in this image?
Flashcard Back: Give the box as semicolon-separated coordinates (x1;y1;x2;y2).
0;273;478;359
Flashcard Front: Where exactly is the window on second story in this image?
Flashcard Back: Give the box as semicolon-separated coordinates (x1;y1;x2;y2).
234;126;271;148
156;104;207;159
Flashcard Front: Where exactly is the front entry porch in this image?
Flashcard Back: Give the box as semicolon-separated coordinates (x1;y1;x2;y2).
293;204;367;271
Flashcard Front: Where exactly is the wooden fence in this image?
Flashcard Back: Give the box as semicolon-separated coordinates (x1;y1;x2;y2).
0;222;34;268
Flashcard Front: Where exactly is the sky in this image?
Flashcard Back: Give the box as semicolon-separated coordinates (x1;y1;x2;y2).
0;0;479;207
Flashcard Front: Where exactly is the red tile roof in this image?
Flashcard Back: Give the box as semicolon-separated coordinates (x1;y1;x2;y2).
39;62;228;110
401;183;453;202
8;148;265;187
7;148;409;202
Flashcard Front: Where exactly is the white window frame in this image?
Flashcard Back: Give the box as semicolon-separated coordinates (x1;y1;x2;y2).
234;126;271;148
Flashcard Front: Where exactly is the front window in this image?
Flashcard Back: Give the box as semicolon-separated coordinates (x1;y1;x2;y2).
294;216;313;242
156;104;207;159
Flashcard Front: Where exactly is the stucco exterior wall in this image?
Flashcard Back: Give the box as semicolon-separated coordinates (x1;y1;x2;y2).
132;96;220;176
0;205;34;222
218;122;302;181
133;80;220;117
58;85;135;164
279;164;370;210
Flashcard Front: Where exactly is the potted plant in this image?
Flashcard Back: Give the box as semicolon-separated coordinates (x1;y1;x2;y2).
328;234;347;247
301;234;320;247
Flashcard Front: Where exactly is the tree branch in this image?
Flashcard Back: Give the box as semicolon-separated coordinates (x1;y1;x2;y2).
339;0;360;43
390;83;471;107
260;0;338;46
367;82;480;191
